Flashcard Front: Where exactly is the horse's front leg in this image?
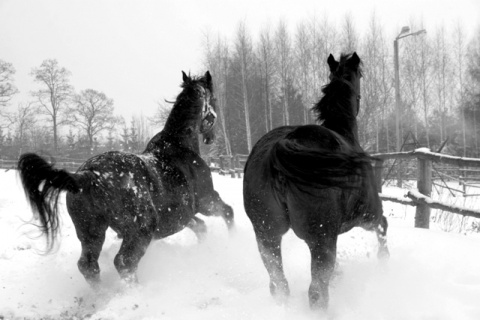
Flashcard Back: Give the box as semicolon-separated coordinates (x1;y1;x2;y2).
198;190;234;230
256;233;290;304
114;226;153;284
376;215;390;259
187;216;208;241
306;234;338;310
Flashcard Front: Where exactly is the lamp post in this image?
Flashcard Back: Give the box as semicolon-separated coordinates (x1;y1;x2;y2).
394;26;426;186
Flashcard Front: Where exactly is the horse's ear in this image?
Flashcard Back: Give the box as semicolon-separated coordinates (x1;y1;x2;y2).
348;52;361;69
205;71;212;84
182;71;190;83
327;54;339;73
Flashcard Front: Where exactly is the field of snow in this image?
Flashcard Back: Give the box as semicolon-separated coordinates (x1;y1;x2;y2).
1;168;480;319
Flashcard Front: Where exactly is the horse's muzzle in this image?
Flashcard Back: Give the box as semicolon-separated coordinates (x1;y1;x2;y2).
200;111;216;134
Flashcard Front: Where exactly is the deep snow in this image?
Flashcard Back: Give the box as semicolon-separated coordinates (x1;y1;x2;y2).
1;169;480;319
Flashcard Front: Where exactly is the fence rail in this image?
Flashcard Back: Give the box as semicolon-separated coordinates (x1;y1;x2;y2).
5;149;480;230
373;148;480;228
207;154;248;178
0;155;250;177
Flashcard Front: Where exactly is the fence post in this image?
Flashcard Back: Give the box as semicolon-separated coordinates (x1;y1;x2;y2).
229;156;235;178
415;156;432;228
219;156;225;175
234;154;241;178
374;159;384;193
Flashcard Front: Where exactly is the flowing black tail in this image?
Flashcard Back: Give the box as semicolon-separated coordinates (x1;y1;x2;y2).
17;153;82;251
265;139;373;191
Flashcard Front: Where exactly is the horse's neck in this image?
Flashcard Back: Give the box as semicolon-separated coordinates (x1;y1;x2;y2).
144;130;200;154
322;93;360;146
145;101;201;153
323;120;359;146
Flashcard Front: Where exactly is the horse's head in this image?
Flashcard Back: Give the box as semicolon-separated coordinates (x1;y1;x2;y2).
327;52;362;116
312;52;363;142
181;71;217;145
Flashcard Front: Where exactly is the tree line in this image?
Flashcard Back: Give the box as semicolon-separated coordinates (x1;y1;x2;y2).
202;15;480;158
1;14;480;162
0;59;166;160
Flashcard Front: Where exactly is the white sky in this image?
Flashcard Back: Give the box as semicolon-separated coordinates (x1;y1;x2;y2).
1;0;479;122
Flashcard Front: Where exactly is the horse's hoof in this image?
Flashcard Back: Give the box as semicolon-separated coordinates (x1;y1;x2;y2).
86;275;101;290
226;223;237;237
309;291;329;310
270;280;290;305
377;247;390;260
120;273;139;287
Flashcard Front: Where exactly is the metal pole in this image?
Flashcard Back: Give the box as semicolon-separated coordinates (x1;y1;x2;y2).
394;38;400;154
394;38;403;187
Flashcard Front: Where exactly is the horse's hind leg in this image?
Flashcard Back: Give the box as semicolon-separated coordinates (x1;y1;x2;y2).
71;213;109;286
114;230;152;283
306;235;338;310
255;233;290;303
375;215;390;259
198;190;234;229
187;216;208;241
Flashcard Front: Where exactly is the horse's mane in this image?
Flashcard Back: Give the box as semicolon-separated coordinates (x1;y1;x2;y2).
311;53;362;125
143;73;213;152
180;73;213;92
165;74;213;132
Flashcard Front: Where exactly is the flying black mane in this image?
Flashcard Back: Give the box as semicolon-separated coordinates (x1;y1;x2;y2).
163;74;213;133
312;53;362;125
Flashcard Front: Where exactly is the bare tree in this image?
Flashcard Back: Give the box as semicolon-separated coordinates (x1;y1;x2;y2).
465;27;480;156
150;101;172;129
294;21;313;124
275;19;293;125
5;102;37;152
203;31;232;155
0;59;18;110
30;59;73;152
258;24;276;131
340;13;359;53
432;25;453;144
69;89;116;150
309;13;338;97
452;22;467;155
418;27;433;147
131;113;152;148
234;20;254;152
360;12;385;151
403;20;427;144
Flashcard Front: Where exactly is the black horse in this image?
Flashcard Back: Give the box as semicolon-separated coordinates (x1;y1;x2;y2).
243;53;389;309
18;71;234;285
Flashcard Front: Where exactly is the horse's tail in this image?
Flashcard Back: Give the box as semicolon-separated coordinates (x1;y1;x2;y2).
265;139;373;191
17;153;86;251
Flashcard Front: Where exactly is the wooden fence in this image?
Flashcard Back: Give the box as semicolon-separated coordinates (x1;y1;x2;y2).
0;159;83;172
207;154;249;178
372;148;480;229
0;155;250;178
4;149;480;230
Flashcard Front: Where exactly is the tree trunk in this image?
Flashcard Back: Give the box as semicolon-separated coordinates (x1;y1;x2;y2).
241;60;252;152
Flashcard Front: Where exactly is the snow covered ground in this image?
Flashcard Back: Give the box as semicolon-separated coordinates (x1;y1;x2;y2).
1;169;480;319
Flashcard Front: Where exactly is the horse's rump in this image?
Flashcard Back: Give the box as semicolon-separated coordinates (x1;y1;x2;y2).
251;126;372;197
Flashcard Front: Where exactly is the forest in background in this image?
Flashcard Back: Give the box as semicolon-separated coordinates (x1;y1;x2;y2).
203;15;480;158
1;14;480;161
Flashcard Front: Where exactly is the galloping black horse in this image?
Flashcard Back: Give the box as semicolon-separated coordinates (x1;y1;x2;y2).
243;53;389;309
18;71;234;285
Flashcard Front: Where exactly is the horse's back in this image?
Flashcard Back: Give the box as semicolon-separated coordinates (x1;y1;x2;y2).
66;151;190;236
244;125;351;190
244;124;380;239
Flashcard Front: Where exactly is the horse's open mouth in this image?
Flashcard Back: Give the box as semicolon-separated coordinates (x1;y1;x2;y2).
200;112;216;133
203;135;214;144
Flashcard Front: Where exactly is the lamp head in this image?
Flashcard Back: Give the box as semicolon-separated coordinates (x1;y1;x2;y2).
399;26;410;36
